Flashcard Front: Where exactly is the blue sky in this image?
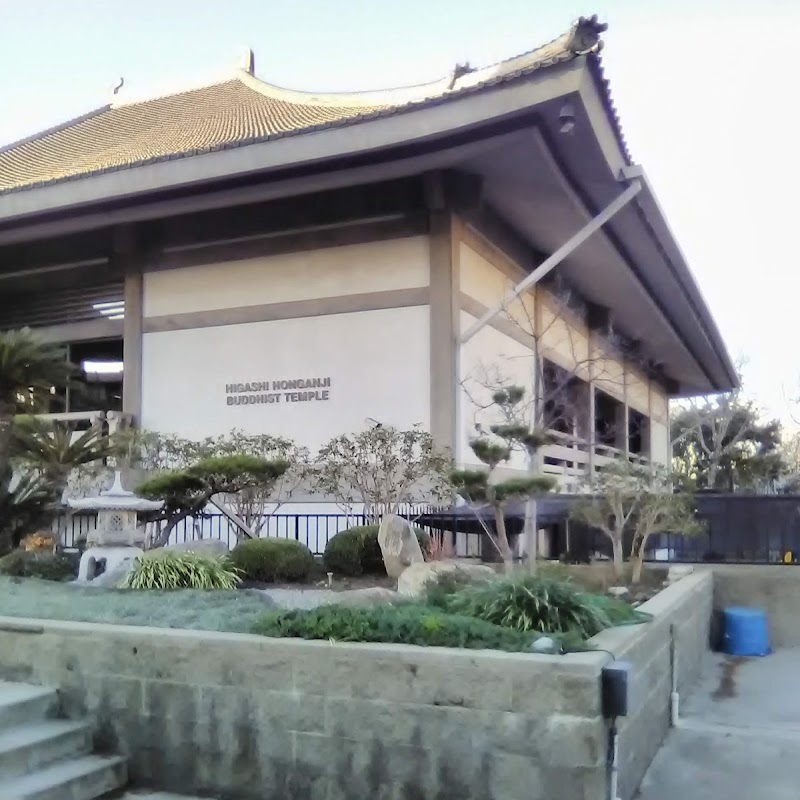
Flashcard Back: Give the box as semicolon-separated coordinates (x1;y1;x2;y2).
1;0;797;420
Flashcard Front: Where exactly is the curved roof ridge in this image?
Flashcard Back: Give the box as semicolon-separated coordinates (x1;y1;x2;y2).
238;69;450;108
454;14;607;91
235;15;607;109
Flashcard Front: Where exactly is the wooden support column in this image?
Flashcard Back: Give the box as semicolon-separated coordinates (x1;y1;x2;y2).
622;366;630;458
428;208;460;455
426;170;479;457
115;226;143;425
586;303;610;481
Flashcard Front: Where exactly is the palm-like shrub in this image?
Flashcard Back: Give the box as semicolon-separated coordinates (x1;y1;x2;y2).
123;550;241;590
0;473;58;553
443;574;645;639
12;419;115;493
0;329;77;550
0;329;73;419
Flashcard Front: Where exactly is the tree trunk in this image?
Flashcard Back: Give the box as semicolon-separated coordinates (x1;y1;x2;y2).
707;460;719;490
631;552;644;584
493;506;514;573
611;535;625;579
522;447;540;571
150;513;189;549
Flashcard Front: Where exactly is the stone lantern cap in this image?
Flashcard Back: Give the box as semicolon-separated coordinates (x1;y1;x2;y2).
67;471;164;513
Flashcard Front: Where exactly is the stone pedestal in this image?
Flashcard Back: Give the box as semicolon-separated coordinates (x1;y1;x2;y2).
77;546;143;585
67;472;164;586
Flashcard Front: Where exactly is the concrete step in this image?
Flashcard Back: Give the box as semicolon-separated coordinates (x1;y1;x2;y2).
117;794;220;799
0;683;58;732
0;719;93;778
0;754;127;800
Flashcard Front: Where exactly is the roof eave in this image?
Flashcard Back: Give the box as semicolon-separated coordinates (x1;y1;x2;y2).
0;60;585;230
573;71;736;394
626;168;738;393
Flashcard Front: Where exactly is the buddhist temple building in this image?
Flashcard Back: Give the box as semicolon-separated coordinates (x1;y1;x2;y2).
0;16;735;487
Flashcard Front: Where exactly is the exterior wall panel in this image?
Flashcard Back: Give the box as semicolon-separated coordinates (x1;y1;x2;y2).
143;237;430;318
141;306;430;449
459;310;533;471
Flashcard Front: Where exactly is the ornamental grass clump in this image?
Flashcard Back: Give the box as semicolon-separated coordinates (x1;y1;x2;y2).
443;574;646;640
123;550;241;590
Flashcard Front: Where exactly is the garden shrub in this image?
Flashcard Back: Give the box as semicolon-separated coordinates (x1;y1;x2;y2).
323;524;430;576
424;569;492;609
21;532;57;552
229;538;314;583
123;550;241;590
0;549;75;581
251;604;534;651
443;574;647;639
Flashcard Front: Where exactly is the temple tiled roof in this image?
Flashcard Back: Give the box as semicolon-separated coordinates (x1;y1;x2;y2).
0;16;610;194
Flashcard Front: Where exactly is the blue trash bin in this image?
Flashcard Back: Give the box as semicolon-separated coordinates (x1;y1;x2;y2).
722;606;770;657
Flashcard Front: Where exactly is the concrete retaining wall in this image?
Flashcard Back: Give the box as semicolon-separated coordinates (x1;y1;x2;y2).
711;565;800;648
590;570;713;799
0;570;713;800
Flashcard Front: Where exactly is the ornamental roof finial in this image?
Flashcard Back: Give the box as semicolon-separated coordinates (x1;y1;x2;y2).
568;15;608;56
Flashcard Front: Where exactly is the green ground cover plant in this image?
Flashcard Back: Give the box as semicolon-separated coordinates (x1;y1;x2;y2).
0;550;75;581
0;576;270;631
252;604;537;651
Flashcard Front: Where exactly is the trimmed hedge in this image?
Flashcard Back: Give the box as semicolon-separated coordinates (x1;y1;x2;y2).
230;538;315;583
323;524;430;577
0;550;75;582
251;604;534;651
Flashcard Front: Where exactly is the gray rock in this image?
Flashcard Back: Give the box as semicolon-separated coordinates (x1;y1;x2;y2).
256;588;335;610
530;636;559;654
667;565;694;585
396;560;495;598
608;586;630;598
84;556;139;588
166;539;230;557
330;587;401;607
377;514;424;578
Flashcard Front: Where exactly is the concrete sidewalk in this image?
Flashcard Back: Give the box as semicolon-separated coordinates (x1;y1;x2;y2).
636;650;800;799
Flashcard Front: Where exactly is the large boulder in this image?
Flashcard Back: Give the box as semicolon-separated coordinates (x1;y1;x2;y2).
377;514;425;578
166;539;230;557
397;560;495;598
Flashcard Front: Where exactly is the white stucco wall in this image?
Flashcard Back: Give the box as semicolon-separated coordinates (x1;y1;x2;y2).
649;420;671;466
144;237;430;317
458;311;533;470
140;306;430;449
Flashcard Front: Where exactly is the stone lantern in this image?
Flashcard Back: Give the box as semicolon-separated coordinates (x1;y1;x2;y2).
68;472;164;583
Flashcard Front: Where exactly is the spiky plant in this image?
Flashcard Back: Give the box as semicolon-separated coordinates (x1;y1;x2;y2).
123;550;242;590
12;418;115;493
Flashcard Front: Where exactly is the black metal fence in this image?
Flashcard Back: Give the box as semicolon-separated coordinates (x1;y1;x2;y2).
55;494;800;565
552;494;800;565
55;508;486;557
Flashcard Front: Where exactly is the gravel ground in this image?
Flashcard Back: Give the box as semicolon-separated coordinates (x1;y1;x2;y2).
0;577;276;633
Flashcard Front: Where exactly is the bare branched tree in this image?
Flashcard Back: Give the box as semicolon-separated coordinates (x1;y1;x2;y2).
461;281;639;562
314;424;452;523
671;371;782;492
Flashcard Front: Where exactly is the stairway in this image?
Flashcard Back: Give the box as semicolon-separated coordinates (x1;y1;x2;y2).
0;681;127;800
